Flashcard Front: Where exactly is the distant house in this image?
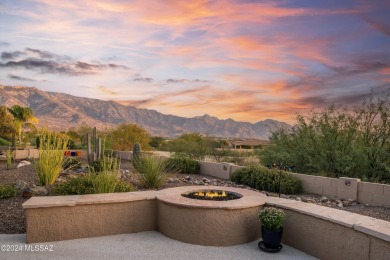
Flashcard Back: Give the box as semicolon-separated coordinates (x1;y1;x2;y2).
229;138;270;149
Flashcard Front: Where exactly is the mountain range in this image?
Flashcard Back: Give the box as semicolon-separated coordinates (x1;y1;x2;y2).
0;85;291;139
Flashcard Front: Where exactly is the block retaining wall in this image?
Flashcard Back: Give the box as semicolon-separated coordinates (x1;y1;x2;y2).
198;161;390;207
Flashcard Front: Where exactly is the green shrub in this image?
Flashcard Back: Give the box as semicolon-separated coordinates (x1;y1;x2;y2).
88;153;122;194
89;172;119;193
53;176;134;195
260;97;390;183
0;184;18;199
133;155;168;189
53;176;94;195
89;160;104;172
0;137;11;146
34;129;68;185
230;165;301;195
166;157;200;174
114;180;135;192
258;207;285;231
89;156;118;173
62;157;82;171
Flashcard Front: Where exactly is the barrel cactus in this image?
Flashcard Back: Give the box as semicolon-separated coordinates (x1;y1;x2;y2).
132;142;141;162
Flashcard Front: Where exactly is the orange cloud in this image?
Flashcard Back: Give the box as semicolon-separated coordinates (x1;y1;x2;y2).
112;82;312;124
98;86;118;96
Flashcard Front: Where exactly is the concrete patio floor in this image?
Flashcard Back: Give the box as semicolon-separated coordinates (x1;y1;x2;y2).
0;231;316;260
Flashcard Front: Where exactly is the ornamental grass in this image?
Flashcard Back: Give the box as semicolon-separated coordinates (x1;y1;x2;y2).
34;129;68;185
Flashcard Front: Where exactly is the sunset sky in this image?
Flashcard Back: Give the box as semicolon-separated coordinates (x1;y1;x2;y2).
1;0;389;123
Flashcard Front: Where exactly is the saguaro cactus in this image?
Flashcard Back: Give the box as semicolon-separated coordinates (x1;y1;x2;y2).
86;127;102;164
132;142;141;161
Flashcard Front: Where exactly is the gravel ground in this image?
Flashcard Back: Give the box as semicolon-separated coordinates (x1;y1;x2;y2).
0;159;389;234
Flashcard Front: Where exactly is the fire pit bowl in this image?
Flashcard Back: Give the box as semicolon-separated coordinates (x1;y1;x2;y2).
157;186;267;246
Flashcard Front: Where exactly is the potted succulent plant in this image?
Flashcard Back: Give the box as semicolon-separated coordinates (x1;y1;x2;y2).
258;207;285;252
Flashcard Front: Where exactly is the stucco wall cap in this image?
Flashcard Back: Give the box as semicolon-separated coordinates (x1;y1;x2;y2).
22;195;79;209
354;218;390;242
266;197;364;228
266;197;390;242
157;186;266;209
22;191;159;209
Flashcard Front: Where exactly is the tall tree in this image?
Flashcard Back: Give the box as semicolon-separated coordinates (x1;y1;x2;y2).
0;105;16;137
7;105;38;145
111;123;150;151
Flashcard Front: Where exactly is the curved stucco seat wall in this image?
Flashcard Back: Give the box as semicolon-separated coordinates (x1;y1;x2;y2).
156;186;267;246
23;187;390;259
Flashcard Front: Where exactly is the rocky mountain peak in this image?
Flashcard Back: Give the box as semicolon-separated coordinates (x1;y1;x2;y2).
0;85;291;138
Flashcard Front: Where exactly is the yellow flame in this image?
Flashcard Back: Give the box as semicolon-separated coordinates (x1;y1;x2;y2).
194;191;227;198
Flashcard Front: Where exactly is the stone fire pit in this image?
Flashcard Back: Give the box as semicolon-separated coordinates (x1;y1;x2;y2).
157;186;267;246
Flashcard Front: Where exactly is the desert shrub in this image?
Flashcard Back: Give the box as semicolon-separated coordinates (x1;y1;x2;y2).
166;157;200;174
149;136;163;149
133;155;168;189
89;172;118;193
89;160;105;172
62;157;82;171
0;137;11;146
0;184;18;199
88;159;115;172
164;133;212;160
230;165;301;194
53;176;94;195
34;129;68;185
88;153;122;194
53;176;134;195
114;180;135;192
260;97;390;183
111;123;150;151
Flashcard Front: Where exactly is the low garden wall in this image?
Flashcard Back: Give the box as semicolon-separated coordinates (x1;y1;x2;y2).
23;189;390;259
112;150;132;160
12;149;87;160
267;197;390;260
12;149;39;160
23;191;157;243
198;161;390;207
